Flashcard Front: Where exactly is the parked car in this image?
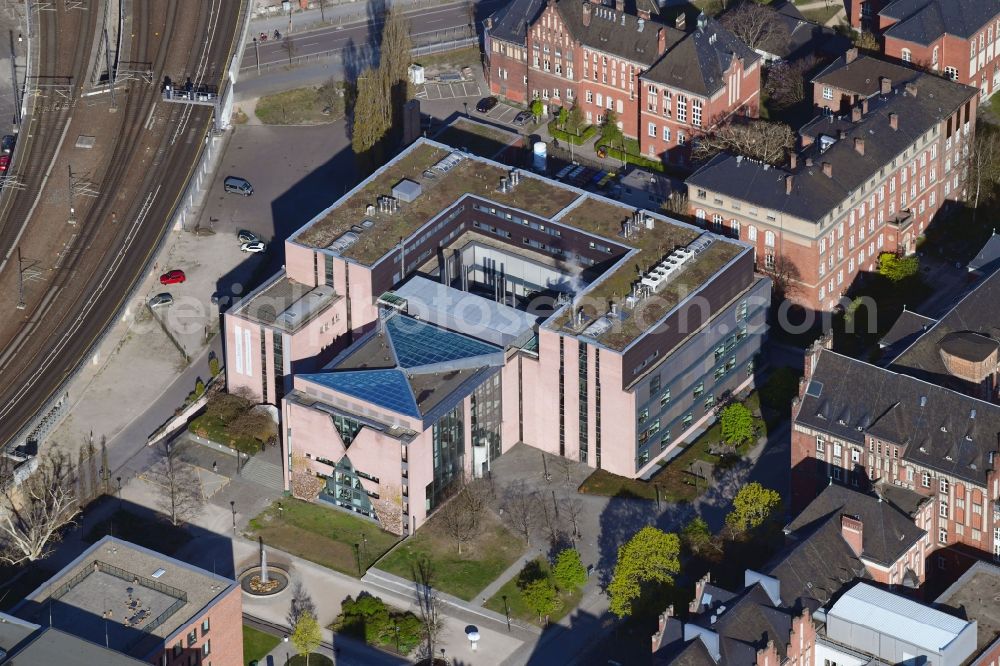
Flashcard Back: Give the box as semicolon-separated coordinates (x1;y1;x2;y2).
240;241;266;253
148;293;173;309
159;269;185;285
224;176;253;196
513;110;532;126
1;135;15;154
476;96;499;113
237;229;259;244
0;155;9;173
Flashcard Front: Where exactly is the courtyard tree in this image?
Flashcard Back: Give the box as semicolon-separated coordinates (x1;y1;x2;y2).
437;479;489;554
877;252;920;282
693;118;795;166
720;2;789;53
522;577;560;623
0;451;79;565
552;547;587;591
968;126;1000;221
566;101;585;137
287;581;317;628
725;482;781;535
291;609;322;665
680;517;716;557
556;105;569;130
529;98;544;121
500;479;538;544
600;109;626;164
720;403;756;448
153;441;204;526
607;526;680;618
764;57;816;111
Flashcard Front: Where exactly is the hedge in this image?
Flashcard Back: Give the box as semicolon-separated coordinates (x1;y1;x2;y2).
548;121;597;145
598;143;666;172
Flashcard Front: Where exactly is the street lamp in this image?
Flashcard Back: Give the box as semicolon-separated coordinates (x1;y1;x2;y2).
252;36;260;76
116;476;122;508
501;594;511;631
393;623;400;652
230;501;236;534
283;634;289;665
463;101;469;117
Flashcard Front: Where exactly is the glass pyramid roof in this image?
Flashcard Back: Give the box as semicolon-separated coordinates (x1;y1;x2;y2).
386;315;500;369
299;369;420;418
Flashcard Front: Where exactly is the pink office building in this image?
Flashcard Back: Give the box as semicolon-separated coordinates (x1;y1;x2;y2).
225;139;770;534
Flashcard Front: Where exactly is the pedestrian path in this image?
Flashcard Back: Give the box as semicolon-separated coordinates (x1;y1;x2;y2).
474;548;540;604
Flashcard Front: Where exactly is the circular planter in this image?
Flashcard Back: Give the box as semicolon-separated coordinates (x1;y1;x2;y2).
238;565;290;597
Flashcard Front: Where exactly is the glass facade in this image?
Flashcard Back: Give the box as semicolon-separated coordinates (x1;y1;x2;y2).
321;456;377;520
333;413;363;445
273;331;284;402
260;333;269;403
595;348;602;469
426;403;464;514
471;373;503;464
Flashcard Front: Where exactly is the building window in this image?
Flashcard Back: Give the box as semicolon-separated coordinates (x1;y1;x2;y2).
940;478;949;494
939;529;948;544
202;640;211;657
764;231;775;247
202;618;210;634
648;122;656;137
901;48;911;62
692;99;702;127
945;66;958;81
922;471;930;487
822;86;832;100
764;252;775;270
940;500;949;519
187;630;197;647
661;126;670;142
677;131;686;146
693;382;704;398
682;413;693;427
748;226;757;242
677;95;687;123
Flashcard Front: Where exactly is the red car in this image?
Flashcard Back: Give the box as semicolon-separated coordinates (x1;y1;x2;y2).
0;155;10;172
159;269;185;285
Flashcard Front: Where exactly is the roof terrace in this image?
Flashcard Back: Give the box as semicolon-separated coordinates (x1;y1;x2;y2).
293;141;580;263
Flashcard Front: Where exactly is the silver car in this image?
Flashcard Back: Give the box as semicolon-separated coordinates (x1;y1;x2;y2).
149;293;173;309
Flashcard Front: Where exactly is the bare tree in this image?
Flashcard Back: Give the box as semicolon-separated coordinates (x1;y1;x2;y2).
764;56;817;111
500;480;538;545
763;253;803;301
720;2;789;53
559;497;585;539
968;127;1000;223
99;436;110;495
692;118;795;166
228;409;277;447
152;441;203;526
437;479;489;554
0;452;79;565
281;36;297;66
412;556;444;661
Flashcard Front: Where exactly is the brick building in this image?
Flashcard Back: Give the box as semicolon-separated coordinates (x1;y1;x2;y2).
483;1;761;164
791;338;1000;571
878;0;1000;99
12;537;243;666
686;53;978;311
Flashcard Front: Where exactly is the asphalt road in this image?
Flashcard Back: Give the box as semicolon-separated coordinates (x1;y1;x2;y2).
239;0;502;70
0;1;244;451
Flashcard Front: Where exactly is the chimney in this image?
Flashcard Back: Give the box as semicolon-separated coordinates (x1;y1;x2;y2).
880;76;891;95
905;81;918;97
845;47;858;64
658;27;667;55
675;12;686;30
822;162;832;177
851;106;862;122
638;8;650;19
484;16;493;29
615;0;624;13
805;157;814;167
838;129;847;140
785;175;794;195
854;137;865;155
789;153;797;169
841;514;864;556
889;112;898;130
861;98;868;115
582;1;591;27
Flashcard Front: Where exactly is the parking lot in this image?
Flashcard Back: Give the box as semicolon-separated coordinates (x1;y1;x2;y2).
416;79;482;101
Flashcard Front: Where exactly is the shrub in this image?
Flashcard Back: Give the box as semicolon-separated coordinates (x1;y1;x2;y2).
552;548;587;591
336;594;421;654
209;356;221;377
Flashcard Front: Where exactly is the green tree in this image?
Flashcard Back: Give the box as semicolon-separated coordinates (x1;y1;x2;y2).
529;98;544;121
726;482;781;535
607;526;680;618
194;378;206;398
853;30;880;52
600;110;627;166
878;252;920;282
291;610;322;665
566;101;584;137
381;2;413;133
680;517;714;557
556;106;569;130
720;403;755;448
209;355;221;377
352;67;391;174
551;548;587;591
522;578;559;622
760;366;801;413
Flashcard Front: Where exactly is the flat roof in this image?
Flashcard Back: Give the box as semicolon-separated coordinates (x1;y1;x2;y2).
232;272;340;333
828;582;973;653
935;561;1000;655
19;537;236;658
290;138;746;351
393;276;539;347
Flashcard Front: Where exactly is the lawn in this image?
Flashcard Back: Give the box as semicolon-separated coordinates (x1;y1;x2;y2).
377;510;524;601
243;625;281;665
188;413;263;454
83;508;192;556
248;498;400;577
802;5;843;24
484;557;584;626
414;46;481;70
255;83;345;125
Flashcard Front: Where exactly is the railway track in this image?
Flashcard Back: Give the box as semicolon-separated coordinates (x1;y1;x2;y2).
0;0;244;449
